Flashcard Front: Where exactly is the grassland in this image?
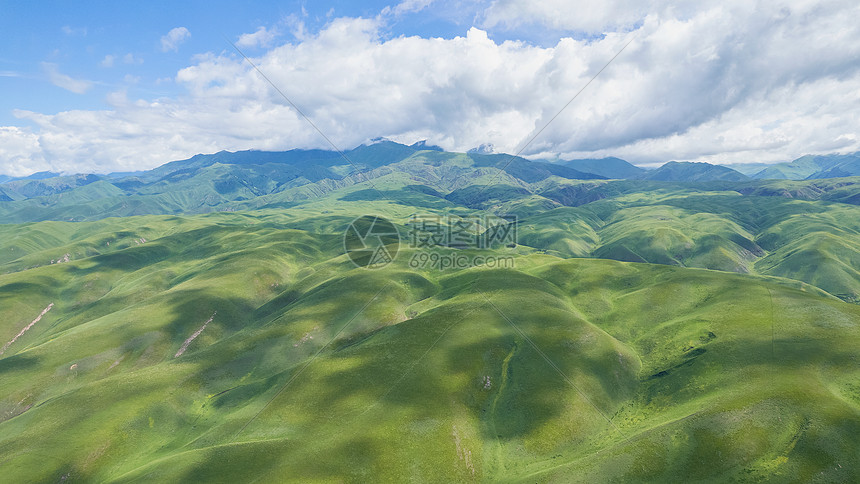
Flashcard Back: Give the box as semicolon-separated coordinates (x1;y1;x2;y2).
1;191;859;482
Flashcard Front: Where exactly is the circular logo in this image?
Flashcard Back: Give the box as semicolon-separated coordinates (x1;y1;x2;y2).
344;215;400;269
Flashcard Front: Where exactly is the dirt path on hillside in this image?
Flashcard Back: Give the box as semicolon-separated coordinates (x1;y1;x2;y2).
174;312;216;358
0;303;54;356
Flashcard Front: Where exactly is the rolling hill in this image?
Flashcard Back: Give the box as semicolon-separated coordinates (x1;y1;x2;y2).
0;201;859;482
1;145;859;302
1;144;860;482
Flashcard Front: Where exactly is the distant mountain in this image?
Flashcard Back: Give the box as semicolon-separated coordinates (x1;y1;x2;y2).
0;171;62;184
467;153;604;183
804;153;860;179
468;143;496;155
0;186;14;202
0;141;607;222
640;161;749;182
0;173;104;199
751;153;860;180
409;140;444;151
20;171;62;180
104;170;146;179
560;157;645;179
6;143;860;225
723;163;771;176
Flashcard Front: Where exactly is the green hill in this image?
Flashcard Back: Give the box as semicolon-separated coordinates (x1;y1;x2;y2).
561;157;646;179
1;207;859;482
639;161;749;182
515;188;860;303
751;152;860;180
2;161;859;302
1;145;860;482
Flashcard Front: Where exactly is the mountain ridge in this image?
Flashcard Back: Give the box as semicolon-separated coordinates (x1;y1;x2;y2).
5;144;860;183
638;161;749;182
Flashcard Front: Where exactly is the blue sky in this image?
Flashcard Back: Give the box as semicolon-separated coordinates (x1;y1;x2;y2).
2;0;565;127
1;0;859;175
1;1;439;125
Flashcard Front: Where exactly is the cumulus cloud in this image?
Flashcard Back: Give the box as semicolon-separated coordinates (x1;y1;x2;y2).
3;1;860;175
561;74;860;165
482;0;730;34
0;127;47;176
42;62;93;94
161;27;191;52
236;26;279;48
513;0;860;162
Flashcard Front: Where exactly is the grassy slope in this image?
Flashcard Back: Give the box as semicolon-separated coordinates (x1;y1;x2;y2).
1;158;858;305
513;188;860;302
2;172;858;299
1;205;859;482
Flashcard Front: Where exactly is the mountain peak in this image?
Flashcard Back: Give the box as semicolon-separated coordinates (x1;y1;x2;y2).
641;161;748;182
468;143;495;155
409;140;444;152
561;157;645;179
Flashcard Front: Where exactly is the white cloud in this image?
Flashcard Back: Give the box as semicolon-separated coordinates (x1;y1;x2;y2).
386;0;436;15
3;2;860;176
61;25;87;36
105;90;128;107
558;73;860;165
483;0;708;33
103;53;143;67
123;53;143;64
41;62;93;94
236;26;279;48
508;0;860;162
0;127;48;176
161;27;191;52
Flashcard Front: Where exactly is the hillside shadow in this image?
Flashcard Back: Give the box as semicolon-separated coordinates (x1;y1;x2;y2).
0;353;39;372
0;282;55;302
339;186;453;209
297;299;638;445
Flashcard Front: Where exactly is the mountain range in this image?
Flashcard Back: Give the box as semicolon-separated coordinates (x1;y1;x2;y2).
740;153;860;179
2;141;860;481
4;143;858;193
2;142;860;225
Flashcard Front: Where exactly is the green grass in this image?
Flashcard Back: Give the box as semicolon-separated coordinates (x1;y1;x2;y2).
508;191;860;303
1;202;859;482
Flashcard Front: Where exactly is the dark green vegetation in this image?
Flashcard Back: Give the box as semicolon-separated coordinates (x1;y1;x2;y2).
3;143;859;226
561;156;646;179
1;145;860;482
638;161;748;182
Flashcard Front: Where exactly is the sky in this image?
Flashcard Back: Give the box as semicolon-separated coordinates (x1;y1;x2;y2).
1;0;859;176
